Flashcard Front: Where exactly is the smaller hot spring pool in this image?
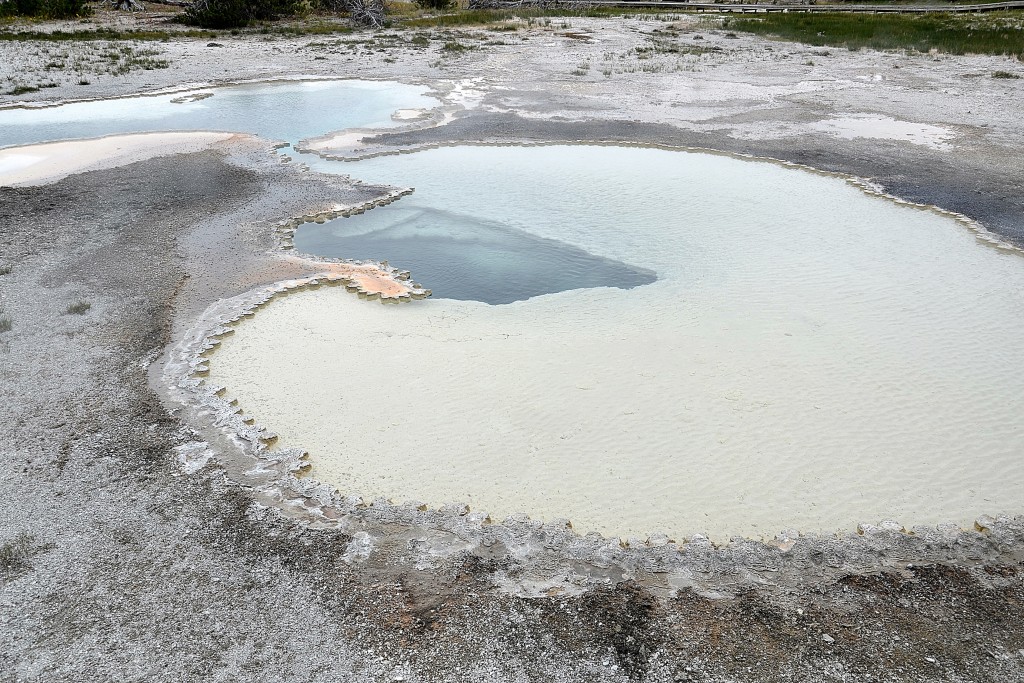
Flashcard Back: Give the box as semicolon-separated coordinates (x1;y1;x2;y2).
0;79;436;149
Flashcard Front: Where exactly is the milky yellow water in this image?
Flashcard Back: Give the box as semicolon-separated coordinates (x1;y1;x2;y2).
207;146;1024;540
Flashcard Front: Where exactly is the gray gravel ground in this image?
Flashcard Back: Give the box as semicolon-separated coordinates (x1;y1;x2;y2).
2;8;1024;682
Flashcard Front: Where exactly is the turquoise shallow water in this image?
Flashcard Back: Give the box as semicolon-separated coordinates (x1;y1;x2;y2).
0;79;434;148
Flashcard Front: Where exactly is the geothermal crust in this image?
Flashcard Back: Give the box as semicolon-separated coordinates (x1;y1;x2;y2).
3;12;1024;682
0;132;239;186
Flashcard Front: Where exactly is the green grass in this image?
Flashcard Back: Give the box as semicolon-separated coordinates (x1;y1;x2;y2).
724;12;1024;59
0;316;11;333
992;69;1021;77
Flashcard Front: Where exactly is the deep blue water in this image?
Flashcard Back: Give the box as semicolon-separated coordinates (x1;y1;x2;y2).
295;204;657;305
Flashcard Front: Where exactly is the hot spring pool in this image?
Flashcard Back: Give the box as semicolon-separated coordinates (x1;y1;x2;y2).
6;79;1019;539
209;144;1024;540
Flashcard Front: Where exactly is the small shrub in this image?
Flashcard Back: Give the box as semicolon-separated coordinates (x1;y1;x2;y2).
180;0;307;29
66;300;91;315
0;265;11;276
992;70;1020;79
413;0;451;9
0;0;91;19
0;316;10;333
7;85;40;95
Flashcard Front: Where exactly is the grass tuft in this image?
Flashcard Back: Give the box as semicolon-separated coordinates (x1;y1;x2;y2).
0;265;11;276
66;300;91;315
441;40;472;52
7;84;40;95
0;316;10;333
992;69;1021;78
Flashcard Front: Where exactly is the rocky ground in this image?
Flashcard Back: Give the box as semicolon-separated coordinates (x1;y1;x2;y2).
2;6;1024;682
